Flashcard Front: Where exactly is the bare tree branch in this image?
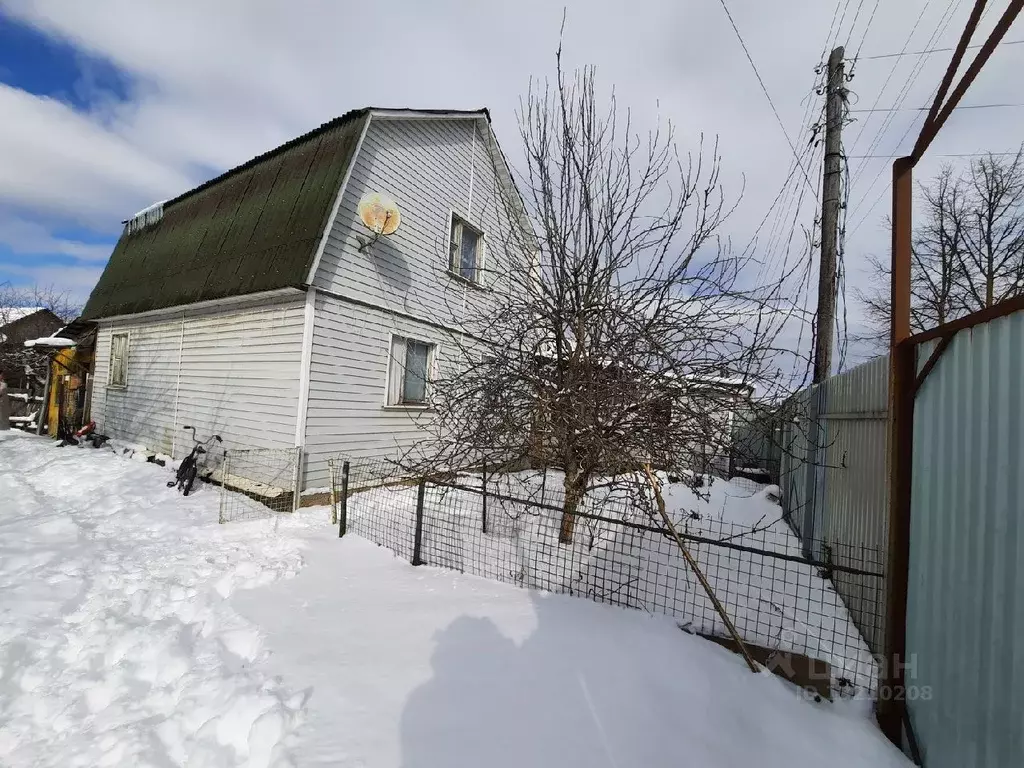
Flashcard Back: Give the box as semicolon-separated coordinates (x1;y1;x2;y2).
0;281;79;395
399;54;800;543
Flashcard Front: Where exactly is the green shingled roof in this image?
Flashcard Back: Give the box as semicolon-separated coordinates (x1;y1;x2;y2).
81;109;370;320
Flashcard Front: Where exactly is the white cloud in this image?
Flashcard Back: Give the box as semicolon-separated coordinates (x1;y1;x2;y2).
0;0;1021;360
0;214;112;260
0;83;192;228
1;263;106;307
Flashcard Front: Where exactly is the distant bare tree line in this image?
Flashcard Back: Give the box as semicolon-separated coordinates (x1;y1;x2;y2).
858;148;1024;348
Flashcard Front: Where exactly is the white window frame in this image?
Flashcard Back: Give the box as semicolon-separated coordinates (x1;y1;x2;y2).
447;210;486;285
383;333;437;409
108;331;130;389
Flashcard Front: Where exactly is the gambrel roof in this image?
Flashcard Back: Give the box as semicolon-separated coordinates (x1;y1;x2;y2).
81;108;493;320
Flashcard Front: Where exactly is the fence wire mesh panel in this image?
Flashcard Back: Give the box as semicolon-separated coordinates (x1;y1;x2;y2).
218;447;301;523
336;461;884;697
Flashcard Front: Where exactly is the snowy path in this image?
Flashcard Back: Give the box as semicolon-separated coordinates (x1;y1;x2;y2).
0;432;305;767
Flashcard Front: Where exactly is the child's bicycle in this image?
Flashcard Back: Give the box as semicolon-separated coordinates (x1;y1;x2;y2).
168;426;222;496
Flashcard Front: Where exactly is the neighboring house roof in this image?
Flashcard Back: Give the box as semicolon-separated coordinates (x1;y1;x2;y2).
59;317;98;341
0;307;47;327
81;107;494;321
0;308;63;355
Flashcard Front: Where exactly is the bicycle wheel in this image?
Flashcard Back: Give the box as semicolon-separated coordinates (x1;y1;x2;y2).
182;463;199;496
171;454;195;487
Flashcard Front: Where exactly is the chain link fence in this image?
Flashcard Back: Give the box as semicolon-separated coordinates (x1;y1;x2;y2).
330;459;885;698
217;447;301;524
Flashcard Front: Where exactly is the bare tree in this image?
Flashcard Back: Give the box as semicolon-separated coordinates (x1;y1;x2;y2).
857;150;1024;347
857;166;966;347
407;53;795;542
956;148;1024;311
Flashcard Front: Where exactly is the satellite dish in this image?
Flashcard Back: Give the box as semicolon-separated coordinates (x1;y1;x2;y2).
357;192;401;237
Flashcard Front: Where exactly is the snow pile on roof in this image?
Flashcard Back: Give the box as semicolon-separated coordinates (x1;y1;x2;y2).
125;199;166;234
22;336;76;348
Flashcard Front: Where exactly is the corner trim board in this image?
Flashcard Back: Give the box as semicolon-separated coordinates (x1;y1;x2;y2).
295;287;317;446
172;312;185;457
305;114;372;285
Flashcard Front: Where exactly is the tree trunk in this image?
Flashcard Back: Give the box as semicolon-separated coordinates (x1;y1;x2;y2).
559;466;585;544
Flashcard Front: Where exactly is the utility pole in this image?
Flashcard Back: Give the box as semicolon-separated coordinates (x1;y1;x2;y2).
813;46;845;383
802;46;845;558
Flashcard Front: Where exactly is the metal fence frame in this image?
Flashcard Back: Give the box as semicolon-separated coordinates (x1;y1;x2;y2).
331;460;885;698
217;446;302;523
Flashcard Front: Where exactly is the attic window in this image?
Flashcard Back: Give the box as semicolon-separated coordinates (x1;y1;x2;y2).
449;214;484;283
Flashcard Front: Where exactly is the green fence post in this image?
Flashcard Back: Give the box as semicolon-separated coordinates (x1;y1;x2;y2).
338;460;350;537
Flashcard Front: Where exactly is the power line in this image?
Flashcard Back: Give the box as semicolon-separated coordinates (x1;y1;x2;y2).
848;0;959;206
832;0;858;50
849;150;1023;158
851;0;883;64
757;106;826;281
857;37;1024;60
850;0;959;184
846;113;921;235
850;102;1024;112
844;0;934;181
714;0;819;198
821;0;849;58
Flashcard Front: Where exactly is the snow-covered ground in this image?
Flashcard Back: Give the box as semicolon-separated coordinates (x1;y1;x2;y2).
347;470;879;695
0;431;909;767
0;431;305;766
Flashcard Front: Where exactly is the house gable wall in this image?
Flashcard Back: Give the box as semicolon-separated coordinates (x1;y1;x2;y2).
310;115;517;327
302;115;522;486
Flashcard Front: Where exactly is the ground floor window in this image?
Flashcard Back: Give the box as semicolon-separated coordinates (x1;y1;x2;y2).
109;332;130;388
387;336;434;406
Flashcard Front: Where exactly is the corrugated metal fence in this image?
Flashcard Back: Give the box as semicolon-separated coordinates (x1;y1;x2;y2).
905;311;1024;768
738;308;1024;765
738;356;890;655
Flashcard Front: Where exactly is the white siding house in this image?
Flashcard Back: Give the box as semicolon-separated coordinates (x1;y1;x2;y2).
92;293;306;458
81;108;527;493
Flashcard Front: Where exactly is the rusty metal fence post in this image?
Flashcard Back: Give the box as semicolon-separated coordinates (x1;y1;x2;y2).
880;156;915;743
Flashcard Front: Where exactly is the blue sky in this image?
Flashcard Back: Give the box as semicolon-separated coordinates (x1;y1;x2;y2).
0;0;1019;365
0;15;133;299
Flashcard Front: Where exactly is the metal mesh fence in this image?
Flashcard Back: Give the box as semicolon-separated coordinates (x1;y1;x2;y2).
218;447;301;523
334;461;885;698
